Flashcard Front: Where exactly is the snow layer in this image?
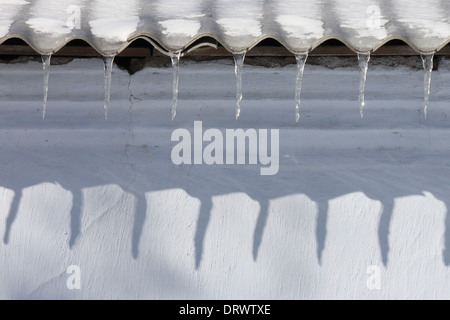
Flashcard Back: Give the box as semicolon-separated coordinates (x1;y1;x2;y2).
0;0;28;38
1;57;450;299
88;0;140;43
1;0;450;54
214;0;263;37
26;0;83;36
274;0;324;49
159;19;201;38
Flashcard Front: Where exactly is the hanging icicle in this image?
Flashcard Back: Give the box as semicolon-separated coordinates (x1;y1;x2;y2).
170;52;181;120
421;53;434;119
103;56;115;120
41;54;51;120
357;53;370;118
233;53;246;119
295;54;308;123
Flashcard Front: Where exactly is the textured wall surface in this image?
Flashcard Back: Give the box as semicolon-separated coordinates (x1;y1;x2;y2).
0;57;449;299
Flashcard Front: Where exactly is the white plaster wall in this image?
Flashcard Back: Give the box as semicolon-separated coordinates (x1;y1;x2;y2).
0;57;449;299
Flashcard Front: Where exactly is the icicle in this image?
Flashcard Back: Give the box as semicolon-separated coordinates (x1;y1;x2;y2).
295;54;308;123
357;53;370;118
170;52;181;120
234;53;245;119
103;56;115;120
421;53;434;119
41;54;51;120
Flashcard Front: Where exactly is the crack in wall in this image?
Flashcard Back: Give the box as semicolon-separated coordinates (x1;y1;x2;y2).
125;74;138;189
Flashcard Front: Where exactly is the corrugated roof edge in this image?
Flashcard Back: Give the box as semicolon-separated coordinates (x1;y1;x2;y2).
1;34;449;57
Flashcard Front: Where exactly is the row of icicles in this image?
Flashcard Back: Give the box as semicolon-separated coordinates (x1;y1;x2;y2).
40;52;435;122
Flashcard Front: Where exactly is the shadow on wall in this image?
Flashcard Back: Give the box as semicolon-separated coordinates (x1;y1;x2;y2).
1;134;450;270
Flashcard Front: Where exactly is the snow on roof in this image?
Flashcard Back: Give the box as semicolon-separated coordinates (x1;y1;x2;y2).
0;0;449;55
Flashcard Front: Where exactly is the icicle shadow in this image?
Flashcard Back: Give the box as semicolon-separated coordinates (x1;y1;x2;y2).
444;209;450;266
103;56;115;120
194;197;213;269
421;53;434;119
41;55;51;120
442;197;450;266
295;54;308;123
68;189;82;248
132;193;148;259
357;53;370;118
253;199;269;260
378;198;394;266
316;200;328;265
233;53;246;119
3;189;22;244
170;52;181;120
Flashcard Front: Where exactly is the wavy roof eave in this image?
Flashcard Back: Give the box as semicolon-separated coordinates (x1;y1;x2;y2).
0;0;448;56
